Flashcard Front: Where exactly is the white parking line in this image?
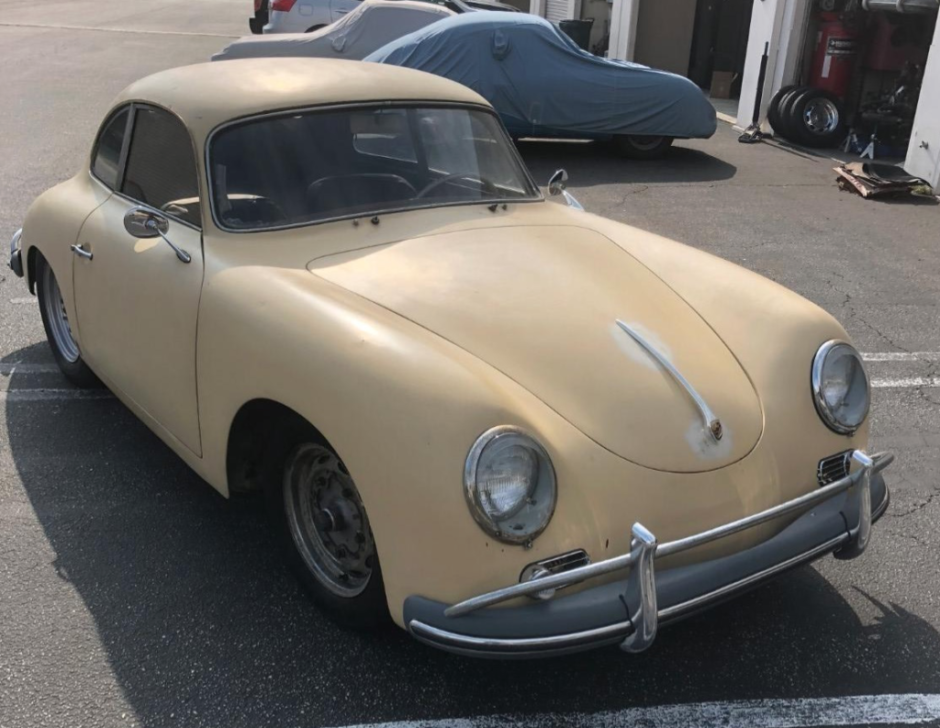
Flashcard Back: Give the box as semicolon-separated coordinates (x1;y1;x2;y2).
0;21;238;38
872;378;940;388
863;352;940;362
328;694;940;728
0;389;112;402
0;363;59;375
0;356;936;397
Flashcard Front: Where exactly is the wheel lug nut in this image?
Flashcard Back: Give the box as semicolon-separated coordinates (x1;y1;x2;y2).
336;546;347;558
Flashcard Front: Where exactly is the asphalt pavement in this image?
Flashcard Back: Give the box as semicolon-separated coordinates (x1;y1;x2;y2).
1;3;939;727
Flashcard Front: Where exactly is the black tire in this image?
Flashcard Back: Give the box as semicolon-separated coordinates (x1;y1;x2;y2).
767;84;798;137
304;24;326;32
264;422;390;630
35;254;101;388
614;135;674;160
787;87;845;148
771;85;810;141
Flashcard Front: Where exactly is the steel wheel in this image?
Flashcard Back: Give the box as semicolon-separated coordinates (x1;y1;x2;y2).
627;135;667;152
787;88;844;148
40;262;80;363
614;135;674;160
282;443;375;598
803;98;840;136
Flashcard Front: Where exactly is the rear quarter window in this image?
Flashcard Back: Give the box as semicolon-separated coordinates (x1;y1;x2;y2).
91;108;130;190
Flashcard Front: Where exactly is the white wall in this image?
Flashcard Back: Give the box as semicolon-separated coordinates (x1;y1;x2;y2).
737;0;810;130
608;0;640;61
905;18;940;187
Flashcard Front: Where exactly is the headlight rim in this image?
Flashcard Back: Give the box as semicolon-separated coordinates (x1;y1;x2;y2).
811;339;870;435
464;425;557;545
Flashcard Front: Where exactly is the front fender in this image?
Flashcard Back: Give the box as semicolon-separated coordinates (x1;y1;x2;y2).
195;261;601;624
20;173;111;335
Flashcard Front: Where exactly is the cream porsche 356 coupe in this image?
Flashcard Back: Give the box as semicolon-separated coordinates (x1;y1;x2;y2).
10;59;892;657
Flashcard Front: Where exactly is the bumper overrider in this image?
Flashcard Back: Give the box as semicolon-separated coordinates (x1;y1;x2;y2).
405;450;892;658
9;228;24;278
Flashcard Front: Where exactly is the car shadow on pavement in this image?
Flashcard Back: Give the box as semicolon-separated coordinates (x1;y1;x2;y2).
517;140;738;188
5;345;940;727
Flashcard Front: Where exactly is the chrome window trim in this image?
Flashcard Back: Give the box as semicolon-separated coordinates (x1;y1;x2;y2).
463;425;557;546
204;100;544;235
811;339;871;435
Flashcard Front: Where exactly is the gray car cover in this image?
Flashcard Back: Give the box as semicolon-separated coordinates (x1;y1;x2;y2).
213;0;454;62
365;12;717;140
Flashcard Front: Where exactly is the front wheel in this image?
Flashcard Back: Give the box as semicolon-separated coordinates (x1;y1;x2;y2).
267;438;390;629
614;135;674;160
35;255;100;388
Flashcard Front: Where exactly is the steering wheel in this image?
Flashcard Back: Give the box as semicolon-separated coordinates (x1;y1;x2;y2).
416;174;498;199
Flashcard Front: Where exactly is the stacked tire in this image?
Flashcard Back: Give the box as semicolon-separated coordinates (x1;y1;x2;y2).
767;85;845;148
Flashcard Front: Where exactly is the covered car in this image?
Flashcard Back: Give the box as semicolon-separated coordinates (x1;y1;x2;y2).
366;12;717;158
217;0;454;62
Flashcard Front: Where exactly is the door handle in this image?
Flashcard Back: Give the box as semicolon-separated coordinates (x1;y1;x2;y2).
70;243;93;261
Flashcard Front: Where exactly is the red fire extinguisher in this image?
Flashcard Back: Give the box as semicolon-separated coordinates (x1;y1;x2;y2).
810;13;859;98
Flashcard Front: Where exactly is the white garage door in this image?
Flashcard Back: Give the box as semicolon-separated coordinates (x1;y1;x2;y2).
545;0;577;22
905;18;940;188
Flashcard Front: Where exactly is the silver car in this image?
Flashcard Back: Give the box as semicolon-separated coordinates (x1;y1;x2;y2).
264;0;360;33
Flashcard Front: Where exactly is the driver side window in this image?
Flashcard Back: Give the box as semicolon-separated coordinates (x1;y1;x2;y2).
121;106;201;229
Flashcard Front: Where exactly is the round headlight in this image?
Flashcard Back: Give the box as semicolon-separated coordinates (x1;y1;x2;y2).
812;340;870;434
464;426;556;544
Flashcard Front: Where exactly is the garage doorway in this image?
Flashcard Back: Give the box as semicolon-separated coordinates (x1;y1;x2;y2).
688;0;752;119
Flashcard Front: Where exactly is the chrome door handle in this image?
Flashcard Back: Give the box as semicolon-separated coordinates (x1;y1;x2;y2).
70;243;93;261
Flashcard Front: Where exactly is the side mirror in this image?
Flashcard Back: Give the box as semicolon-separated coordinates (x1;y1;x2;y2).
548;168;568;196
124;207;192;264
547;169;583;211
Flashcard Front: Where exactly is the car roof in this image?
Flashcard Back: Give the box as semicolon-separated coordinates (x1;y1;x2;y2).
113;58;489;141
363;0;454;13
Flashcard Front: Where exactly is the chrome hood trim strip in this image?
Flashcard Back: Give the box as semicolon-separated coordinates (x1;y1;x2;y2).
615;319;723;441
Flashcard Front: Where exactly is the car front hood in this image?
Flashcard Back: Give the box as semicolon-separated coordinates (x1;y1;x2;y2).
309;223;763;473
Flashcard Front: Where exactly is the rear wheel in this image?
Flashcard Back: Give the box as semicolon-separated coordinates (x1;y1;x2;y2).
35;255;100;388
614;135;674;160
266;432;390;629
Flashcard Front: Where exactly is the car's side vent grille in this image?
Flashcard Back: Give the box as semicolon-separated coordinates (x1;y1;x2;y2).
519;549;591;591
818;450;852;486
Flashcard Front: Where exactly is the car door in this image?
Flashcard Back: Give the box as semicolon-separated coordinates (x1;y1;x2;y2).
73;104;204;456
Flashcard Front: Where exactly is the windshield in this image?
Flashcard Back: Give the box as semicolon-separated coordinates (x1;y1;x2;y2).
209;104;540;231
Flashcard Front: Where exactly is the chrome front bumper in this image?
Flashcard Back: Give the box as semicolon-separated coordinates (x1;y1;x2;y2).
9;228;23;278
406;450;892;658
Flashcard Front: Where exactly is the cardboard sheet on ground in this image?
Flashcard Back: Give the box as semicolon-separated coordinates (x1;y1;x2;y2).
365;12;717;140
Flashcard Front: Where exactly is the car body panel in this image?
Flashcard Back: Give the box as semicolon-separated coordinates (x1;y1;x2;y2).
365;13;717;141
15;59;872;632
73;194;204;455
309;223;764;473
